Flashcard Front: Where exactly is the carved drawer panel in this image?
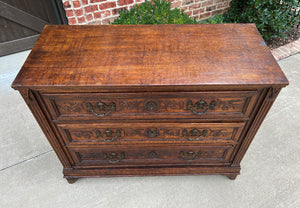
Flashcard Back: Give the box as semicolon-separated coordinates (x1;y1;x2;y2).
68;145;234;167
58;122;245;145
42;91;258;121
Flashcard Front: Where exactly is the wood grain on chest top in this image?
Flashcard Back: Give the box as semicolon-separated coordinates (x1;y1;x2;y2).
12;24;288;89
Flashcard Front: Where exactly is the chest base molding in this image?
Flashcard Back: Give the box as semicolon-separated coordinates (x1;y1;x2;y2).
63;165;240;183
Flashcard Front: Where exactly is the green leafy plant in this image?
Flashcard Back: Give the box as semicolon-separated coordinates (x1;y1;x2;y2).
223;0;299;40
111;0;197;25
199;14;224;24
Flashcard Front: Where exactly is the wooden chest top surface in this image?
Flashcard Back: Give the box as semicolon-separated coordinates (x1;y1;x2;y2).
12;24;288;89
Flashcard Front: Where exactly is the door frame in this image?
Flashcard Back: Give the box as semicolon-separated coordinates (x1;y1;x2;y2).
0;0;67;56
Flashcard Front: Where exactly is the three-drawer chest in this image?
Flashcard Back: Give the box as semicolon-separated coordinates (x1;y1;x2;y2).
12;24;288;183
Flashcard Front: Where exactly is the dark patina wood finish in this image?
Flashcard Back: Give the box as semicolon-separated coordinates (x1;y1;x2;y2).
11;24;288;183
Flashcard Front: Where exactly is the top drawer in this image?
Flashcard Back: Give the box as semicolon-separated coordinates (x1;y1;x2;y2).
42;91;258;121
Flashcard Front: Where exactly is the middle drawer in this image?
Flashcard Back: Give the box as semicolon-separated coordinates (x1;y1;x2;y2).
58;122;245;146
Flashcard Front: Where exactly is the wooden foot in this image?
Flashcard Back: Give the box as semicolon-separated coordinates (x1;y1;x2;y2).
66;178;78;184
226;174;238;180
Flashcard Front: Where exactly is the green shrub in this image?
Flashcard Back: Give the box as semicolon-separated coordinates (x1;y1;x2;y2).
111;0;197;25
223;0;299;40
206;14;224;24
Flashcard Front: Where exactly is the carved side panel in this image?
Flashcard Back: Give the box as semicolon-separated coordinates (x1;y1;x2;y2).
18;89;72;168
232;87;282;164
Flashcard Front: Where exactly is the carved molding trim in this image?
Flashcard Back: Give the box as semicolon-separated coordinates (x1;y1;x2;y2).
232;87;283;164
269;87;281;100
19;90;72;168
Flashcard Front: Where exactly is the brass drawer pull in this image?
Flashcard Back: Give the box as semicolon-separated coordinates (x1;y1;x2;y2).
182;129;208;141
103;152;126;163
187;100;216;115
95;130;121;142
179;151;201;161
86;102;116;117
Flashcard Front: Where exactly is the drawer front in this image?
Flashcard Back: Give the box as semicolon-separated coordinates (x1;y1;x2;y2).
58;123;245;145
43;91;258;121
69;145;234;167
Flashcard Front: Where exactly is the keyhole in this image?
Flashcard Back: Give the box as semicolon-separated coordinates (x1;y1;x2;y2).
146;128;158;138
146;101;158;111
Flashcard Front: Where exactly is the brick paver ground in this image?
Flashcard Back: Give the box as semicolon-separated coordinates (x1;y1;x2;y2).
271;38;300;61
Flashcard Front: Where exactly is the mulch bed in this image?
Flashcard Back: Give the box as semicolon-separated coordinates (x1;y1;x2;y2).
266;25;300;49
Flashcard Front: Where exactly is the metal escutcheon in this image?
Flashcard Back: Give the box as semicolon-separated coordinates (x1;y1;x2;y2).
95;129;121;142
182;128;208;141
146;128;158;138
86;101;116;117
187;100;216;115
179;150;201;161
103;152;126;163
146;101;158;111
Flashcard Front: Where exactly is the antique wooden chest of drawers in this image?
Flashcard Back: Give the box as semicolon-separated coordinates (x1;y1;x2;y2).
11;24;288;183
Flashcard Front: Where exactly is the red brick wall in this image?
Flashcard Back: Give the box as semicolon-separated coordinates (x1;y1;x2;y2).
62;0;231;25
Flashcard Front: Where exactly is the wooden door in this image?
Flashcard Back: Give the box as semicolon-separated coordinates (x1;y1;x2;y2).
0;0;67;56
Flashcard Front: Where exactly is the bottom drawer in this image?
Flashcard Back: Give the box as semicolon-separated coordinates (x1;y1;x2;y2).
69;145;234;168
